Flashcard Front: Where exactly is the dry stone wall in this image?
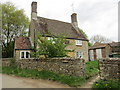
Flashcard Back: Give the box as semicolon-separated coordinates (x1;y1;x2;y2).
99;58;120;80
2;58;85;76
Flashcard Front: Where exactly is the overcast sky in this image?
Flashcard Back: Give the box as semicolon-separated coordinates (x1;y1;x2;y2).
1;0;119;42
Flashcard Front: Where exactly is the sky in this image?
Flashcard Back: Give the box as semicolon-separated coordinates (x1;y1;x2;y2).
1;0;119;42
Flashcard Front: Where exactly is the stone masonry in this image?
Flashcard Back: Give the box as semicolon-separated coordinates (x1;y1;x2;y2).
2;58;85;76
99;58;120;80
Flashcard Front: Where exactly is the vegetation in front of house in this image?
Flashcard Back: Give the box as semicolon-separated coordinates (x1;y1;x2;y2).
85;60;99;78
32;33;69;58
2;66;86;87
92;79;120;89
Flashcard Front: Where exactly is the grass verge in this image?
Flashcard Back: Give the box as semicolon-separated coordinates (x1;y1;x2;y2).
2;66;86;87
85;60;99;78
92;79;120;89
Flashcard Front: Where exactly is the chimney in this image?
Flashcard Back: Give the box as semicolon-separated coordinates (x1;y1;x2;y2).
71;13;78;27
31;2;37;20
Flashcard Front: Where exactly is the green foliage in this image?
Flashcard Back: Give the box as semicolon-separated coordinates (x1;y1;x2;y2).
2;2;29;58
2;41;14;58
92;80;120;89
2;66;86;87
85;60;99;78
32;33;68;58
10;58;16;68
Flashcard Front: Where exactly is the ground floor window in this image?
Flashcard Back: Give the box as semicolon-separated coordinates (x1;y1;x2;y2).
76;51;83;58
20;51;30;59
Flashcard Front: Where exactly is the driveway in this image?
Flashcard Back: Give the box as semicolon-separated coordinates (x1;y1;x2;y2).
1;74;70;88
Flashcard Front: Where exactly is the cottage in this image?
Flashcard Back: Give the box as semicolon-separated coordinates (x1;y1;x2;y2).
89;42;112;61
14;2;89;61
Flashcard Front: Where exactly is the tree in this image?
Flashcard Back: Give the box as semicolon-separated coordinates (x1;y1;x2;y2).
80;29;92;46
1;2;29;58
90;35;112;45
32;33;68;58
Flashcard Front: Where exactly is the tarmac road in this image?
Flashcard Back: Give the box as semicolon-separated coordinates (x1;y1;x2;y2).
1;74;70;88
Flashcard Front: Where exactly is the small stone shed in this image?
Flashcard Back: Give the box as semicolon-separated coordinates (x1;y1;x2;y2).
14;37;33;60
89;42;112;61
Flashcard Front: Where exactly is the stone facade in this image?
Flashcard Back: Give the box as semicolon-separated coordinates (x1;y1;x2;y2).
2;58;85;76
65;39;88;61
99;58;120;80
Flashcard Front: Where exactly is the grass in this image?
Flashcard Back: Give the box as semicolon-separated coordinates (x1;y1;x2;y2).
85;60;99;78
2;66;86;87
92;80;120;89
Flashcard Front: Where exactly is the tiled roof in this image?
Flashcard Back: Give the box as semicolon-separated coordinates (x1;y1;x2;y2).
89;42;108;49
15;37;32;50
109;42;120;47
32;16;88;41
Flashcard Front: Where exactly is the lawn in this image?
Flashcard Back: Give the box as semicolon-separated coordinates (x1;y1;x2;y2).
85;60;99;78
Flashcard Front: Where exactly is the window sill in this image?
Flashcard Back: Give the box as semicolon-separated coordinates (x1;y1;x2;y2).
76;44;82;46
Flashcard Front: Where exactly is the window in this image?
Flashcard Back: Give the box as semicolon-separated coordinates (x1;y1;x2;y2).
76;40;82;45
76;51;83;58
20;51;30;59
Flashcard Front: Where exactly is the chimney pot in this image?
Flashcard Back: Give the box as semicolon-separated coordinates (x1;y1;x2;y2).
31;2;37;13
71;13;78;27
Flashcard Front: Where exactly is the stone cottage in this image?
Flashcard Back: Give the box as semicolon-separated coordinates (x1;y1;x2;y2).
14;1;89;61
89;42;112;61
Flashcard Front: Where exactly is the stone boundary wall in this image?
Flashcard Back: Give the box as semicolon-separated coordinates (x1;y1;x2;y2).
99;58;120;80
2;58;85;76
2;58;11;67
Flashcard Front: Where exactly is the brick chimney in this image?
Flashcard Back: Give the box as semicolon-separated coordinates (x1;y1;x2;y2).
71;13;78;27
31;1;37;20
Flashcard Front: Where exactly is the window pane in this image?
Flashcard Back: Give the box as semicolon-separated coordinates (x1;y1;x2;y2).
26;52;29;58
21;52;24;58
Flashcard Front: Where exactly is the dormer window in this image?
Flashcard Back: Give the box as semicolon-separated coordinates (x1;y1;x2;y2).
76;40;82;45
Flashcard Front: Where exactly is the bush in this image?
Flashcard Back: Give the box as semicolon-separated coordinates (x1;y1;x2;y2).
92;80;120;89
85;60;99;78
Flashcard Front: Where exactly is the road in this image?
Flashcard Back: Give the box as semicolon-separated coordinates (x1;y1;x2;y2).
1;74;70;88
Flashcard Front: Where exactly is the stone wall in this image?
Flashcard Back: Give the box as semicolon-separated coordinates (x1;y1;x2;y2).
2;58;85;76
2;58;11;67
99;58;120;80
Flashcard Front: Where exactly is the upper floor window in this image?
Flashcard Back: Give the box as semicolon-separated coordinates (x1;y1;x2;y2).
20;51;30;59
76;40;82;45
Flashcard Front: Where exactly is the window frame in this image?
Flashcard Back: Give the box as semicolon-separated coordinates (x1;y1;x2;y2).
75;40;82;46
20;51;30;59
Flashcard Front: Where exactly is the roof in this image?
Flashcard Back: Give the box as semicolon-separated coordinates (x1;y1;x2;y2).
32;16;88;41
89;42;109;49
109;42;120;47
15;37;32;50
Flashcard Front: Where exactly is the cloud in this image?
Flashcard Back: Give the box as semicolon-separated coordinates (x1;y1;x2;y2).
1;0;119;41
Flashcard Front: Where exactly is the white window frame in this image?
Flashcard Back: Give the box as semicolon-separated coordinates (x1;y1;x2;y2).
76;40;82;45
76;51;83;58
20;51;30;59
